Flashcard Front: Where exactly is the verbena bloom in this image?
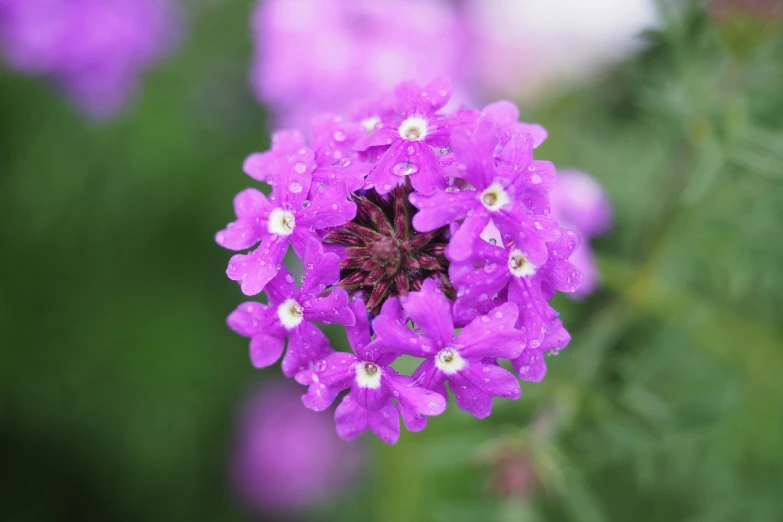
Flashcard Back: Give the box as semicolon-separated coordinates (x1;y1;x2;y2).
296;299;446;444
219;146;357;295
372;279;524;418
250;0;468;128
0;0;181;119
217;78;583;443
227;238;355;377
549;170;613;298
230;381;362;515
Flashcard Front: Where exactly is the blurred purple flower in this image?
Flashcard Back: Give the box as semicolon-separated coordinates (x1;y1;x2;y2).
549;170;613;298
250;0;469;129
463;0;658;102
230;380;362;515
0;0;182;119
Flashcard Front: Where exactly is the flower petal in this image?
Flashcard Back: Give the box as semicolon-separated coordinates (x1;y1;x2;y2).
346;297;373;358
371;311;429;358
302;287;355;326
450;377;493;419
300;237;339;289
298;181;356;230
226;301;277;337
446;210;491;262
462;362;521;400
215;220;263;251
388;374;447;433
511;350;547;382
299;351;358;411
249;334;285;369
456;302;525;360
226;235;290;296
335;396;400;445
264;267;297;306
409;188;476;232
400;278;454;347
281;322;332;377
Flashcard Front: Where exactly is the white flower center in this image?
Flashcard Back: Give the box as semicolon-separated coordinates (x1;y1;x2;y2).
480;182;510;212
434;348;466;375
508;249;537;278
355;362;382;389
277;298;304;329
268;208;296;236
398;116;428;141
361;116;380;132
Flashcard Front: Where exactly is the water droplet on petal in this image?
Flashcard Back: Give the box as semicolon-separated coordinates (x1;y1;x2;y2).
392;162;419;176
294;162;307;174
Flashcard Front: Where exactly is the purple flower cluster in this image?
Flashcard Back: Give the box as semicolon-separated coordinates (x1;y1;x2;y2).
217;78;582;444
0;0;181;119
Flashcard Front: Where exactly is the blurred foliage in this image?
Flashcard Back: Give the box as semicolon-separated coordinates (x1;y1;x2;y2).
1;1;782;521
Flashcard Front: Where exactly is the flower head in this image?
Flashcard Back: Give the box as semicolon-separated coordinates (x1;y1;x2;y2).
218;78;583;443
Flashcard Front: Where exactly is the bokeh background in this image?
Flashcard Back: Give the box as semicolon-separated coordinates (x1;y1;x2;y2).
2;1;783;521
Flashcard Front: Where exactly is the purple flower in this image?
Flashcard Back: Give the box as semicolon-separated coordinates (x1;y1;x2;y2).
230;381;362;515
372;279;524;418
218;144;357;295
410;112;560;262
0;0;182;119
217;78;585;443
550;170;613;298
354;78;459;196
250;0;469;129
449;224;582;354
463;0;658;103
296;298;446;444
227;238;355;377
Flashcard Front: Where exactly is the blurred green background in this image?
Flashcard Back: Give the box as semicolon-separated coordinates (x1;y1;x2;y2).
1;2;782;521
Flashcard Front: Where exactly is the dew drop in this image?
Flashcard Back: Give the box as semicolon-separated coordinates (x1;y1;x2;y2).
294;162;307;174
392;162;419;176
333;130;346;142
289;181;303;193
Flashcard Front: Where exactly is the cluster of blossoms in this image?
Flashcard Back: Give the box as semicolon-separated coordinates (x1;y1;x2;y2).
0;0;181;119
217;78;582;444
